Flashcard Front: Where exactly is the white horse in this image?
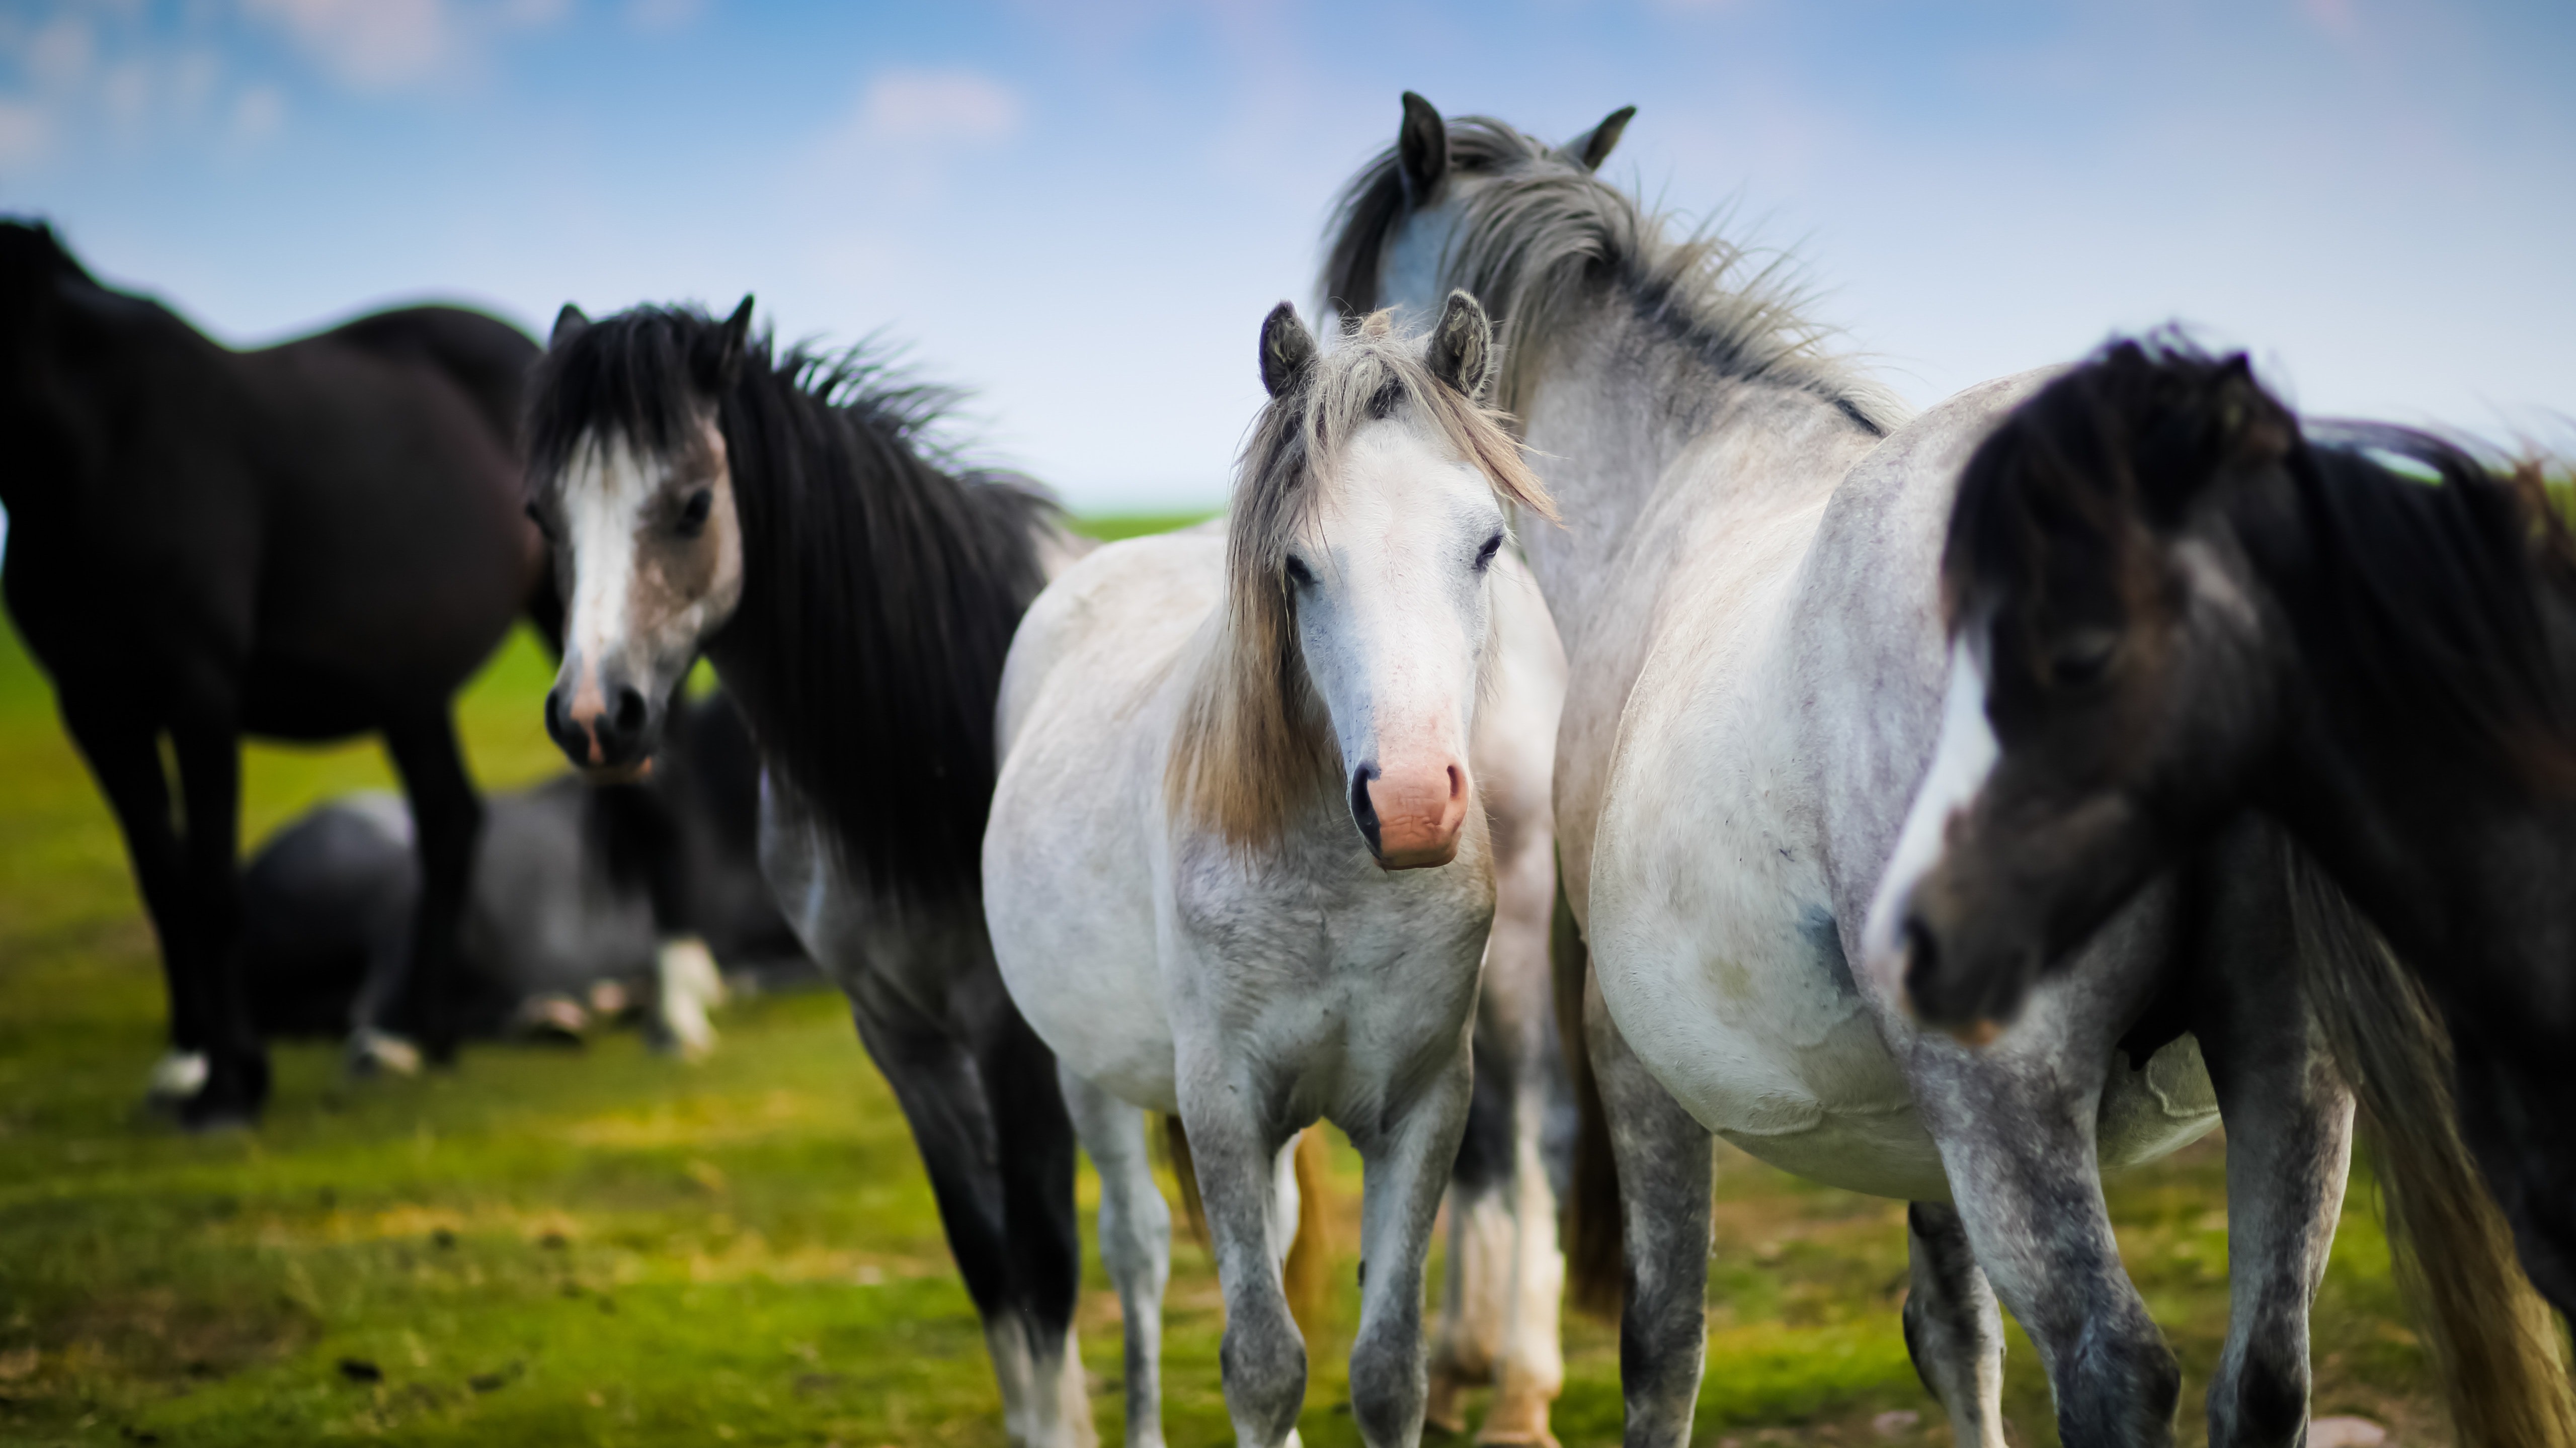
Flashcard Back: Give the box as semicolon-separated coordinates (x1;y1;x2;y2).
983;295;1556;1448
1324;96;2355;1447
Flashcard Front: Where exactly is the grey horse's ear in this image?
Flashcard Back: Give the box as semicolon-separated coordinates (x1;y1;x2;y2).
1259;301;1317;399
1561;105;1636;172
550;303;589;349
1426;290;1493;401
694;295;754;396
1398;92;1448;207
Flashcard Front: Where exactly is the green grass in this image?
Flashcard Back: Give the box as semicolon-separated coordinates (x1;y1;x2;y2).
0;514;2449;1445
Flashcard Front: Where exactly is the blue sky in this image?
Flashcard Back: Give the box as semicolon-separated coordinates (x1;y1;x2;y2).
5;0;2571;512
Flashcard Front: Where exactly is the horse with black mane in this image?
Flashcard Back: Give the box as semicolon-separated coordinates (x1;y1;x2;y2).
0;219;550;1128
521;300;1093;1444
1870;338;2576;1446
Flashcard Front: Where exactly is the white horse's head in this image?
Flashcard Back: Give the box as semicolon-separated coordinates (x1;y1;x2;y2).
524;298;754;778
1172;293;1551;869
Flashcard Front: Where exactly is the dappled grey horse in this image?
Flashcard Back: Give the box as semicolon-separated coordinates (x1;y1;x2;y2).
1323;96;2355;1447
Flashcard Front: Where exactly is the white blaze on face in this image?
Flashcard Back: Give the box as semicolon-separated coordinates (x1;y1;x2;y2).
1296;415;1500;863
558;430;657;715
1861;632;2002;1002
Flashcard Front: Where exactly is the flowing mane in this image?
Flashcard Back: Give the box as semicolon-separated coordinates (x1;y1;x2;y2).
1948;337;2576;791
526;306;1059;906
1320;116;1905;433
1167;311;1551;848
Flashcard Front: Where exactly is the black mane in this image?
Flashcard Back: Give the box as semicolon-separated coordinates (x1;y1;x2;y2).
527;305;1060;906
1952;336;2576;787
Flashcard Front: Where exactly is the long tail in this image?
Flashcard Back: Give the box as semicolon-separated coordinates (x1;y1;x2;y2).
1159;1117;1337;1336
2287;851;2576;1448
1553;863;1624;1318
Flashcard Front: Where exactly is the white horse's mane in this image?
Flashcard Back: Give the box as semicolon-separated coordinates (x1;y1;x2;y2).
1323;115;1910;434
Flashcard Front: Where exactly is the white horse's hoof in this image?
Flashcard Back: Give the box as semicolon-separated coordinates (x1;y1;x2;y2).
345;1028;423;1078
144;1050;209;1103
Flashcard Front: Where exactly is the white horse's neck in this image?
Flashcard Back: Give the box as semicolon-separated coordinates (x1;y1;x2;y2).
1508;300;1888;654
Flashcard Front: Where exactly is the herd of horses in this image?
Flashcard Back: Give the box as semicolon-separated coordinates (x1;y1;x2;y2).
6;91;2573;1448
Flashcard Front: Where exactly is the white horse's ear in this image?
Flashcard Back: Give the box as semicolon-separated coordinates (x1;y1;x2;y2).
1561;105;1636;172
1398;92;1448;207
1259;302;1317;399
695;295;754;396
550;303;590;349
1426;290;1493;401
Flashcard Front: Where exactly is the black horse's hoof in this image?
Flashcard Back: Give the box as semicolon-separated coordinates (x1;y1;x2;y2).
177;1053;271;1132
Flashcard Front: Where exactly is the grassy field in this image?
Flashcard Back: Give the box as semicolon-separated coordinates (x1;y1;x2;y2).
0;514;2452;1446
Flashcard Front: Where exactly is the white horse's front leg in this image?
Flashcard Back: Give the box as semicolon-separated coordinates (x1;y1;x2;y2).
1063;1067;1172;1448
1349;1057;1477;1448
1178;1081;1309;1448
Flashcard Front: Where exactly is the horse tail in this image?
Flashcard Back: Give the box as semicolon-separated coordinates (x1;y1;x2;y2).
1553;862;1624;1318
1282;1126;1335;1336
1160;1117;1336;1336
2287;851;2576;1448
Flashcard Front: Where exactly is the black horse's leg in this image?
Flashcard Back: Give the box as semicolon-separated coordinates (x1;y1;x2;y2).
61;701;201;1063
2193;823;2353;1448
967;979;1086;1441
167;722;268;1128
383;708;482;1066
843;962;1092;1448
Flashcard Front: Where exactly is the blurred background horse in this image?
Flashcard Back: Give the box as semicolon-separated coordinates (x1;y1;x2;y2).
0;219;554;1127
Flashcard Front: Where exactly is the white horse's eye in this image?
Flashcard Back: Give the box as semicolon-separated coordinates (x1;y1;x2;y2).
1283;553;1316;587
1473;533;1503;571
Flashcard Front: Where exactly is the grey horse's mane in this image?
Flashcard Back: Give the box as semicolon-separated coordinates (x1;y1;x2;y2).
1321;114;1908;434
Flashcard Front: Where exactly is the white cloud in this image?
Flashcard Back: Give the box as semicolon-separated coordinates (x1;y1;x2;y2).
0;99;53;169
852;69;1024;146
231;83;285;142
240;0;454;90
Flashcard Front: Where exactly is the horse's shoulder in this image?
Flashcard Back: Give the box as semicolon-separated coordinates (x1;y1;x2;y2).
997;529;1223;750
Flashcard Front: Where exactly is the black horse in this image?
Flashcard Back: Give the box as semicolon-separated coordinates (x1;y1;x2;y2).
0;220;550;1127
522;300;1095;1442
1879;338;2576;1444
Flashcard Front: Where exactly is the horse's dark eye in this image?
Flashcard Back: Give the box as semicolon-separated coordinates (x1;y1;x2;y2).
677;488;713;538
1283;554;1315;588
1474;533;1504;571
2047;628;2120;688
524;500;552;542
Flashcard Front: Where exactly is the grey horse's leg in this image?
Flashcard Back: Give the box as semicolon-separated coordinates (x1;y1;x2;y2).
1901;1201;2007;1446
1922;1041;2182;1447
2192;825;2353;1448
1175;1073;1308;1448
1347;1055;1478;1448
1063;1067;1171;1448
1590;976;1714;1448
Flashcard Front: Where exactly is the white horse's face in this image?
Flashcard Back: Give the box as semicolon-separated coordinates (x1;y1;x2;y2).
1375;179;1489;328
536;417;744;778
1290;413;1507;870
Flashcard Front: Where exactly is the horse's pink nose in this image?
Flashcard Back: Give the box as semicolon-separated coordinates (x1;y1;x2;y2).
1354;758;1470;870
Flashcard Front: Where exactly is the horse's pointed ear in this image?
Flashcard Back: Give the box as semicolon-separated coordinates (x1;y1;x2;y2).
1426;290;1494;401
550;304;589;350
694;295;754;396
1398;92;1448;208
1561;105;1636;172
1259;302;1317;399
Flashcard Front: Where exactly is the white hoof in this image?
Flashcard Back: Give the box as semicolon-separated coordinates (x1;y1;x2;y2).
345;1028;423;1078
650;936;724;1060
144;1050;209;1103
